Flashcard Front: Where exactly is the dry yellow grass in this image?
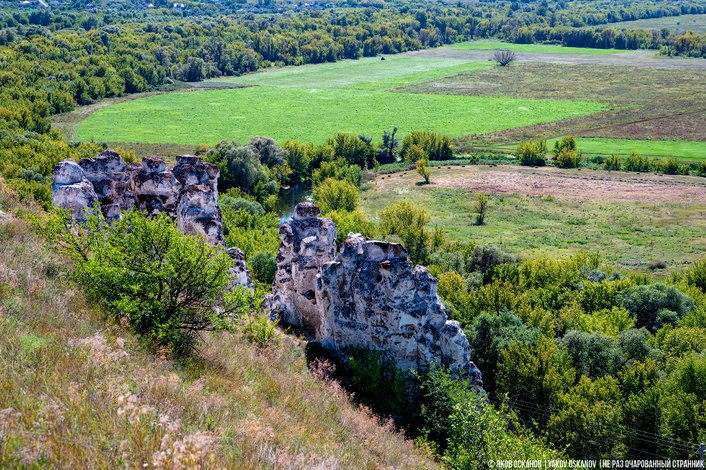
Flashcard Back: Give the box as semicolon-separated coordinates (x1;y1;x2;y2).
0;182;438;469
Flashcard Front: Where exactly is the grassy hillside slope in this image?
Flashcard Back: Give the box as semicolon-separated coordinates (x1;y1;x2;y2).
0;183;437;469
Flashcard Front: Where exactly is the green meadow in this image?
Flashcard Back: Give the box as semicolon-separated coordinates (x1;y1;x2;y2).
361;182;706;273
449;40;629;55
76;55;605;145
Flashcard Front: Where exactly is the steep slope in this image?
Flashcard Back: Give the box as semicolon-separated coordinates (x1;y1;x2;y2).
0;183;438;469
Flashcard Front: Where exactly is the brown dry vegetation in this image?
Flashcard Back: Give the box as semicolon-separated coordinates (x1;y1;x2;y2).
401;63;706;146
373;164;706;203
0;182;437;469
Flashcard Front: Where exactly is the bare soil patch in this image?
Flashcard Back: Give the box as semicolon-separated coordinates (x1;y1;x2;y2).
373;165;706;204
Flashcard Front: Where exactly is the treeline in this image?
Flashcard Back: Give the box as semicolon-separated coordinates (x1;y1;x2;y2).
516;137;706;176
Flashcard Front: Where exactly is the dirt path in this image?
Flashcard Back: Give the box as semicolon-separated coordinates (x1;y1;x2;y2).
373;165;706;203
403;48;706;70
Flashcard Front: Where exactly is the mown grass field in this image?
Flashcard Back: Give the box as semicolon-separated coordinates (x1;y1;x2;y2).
76;56;604;145
597;13;706;34
361;166;706;274
449;40;628;54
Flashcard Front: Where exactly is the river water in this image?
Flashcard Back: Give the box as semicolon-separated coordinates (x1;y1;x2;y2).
276;185;312;224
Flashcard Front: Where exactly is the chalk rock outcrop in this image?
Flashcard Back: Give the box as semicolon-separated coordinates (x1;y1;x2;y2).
130;156;181;218
264;203;337;333
174;156;224;246
267;203;483;385
79;150;135;220
227;247;254;291
52;152;248;286
51;160;98;222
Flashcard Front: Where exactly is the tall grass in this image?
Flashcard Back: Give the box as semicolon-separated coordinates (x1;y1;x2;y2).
0;182;437;469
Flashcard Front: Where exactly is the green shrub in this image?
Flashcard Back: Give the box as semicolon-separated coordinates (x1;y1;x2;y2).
560;330;624;378
618;283;695;332
328;132;376;169
553;136;577;157
553;148;582;168
469;311;540;392
400;130;453;162
379;200;431;264
219;196;265;215
416;158;431;184
242;313;279;348
311;158;362;187
516;139;547;166
348;350;409;420
434;372;562;469
327;209;377;244
623;151;650;172
55;210;247;356
468;244;515;279
473;192;489;225
603;154;622;170
695;162;706;177
221;208;280;257
547;376;627;459
312;177;359;213
678;259;706;293
250;251;277;284
652;158;681;175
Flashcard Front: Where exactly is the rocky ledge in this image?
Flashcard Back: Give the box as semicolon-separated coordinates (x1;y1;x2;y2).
52;151;251;289
265;203;483;386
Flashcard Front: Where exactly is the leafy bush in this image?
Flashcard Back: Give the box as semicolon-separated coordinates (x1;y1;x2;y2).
55;210;246;356
604;154;622;170
348;350;409;420
575;307;636;336
328;132;377;169
553;148;582;168
311;158;362;187
206;140;269;194
560;330;624;378
242;313;279;348
312;177;359;213
468;244;515;279
249;251;277;284
473;192;489;225
327;209;377;244
221;208;280;257
416;158;431;184
516;139;547;166
675;259;706;293
552;136;577;157
695;162;706;177
283;139;313;183
619;283;695;331
379;200;431;264
547;376;627;459
623;151;650;172
219;196;265;215
400;130;453;161
469;311;540;392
